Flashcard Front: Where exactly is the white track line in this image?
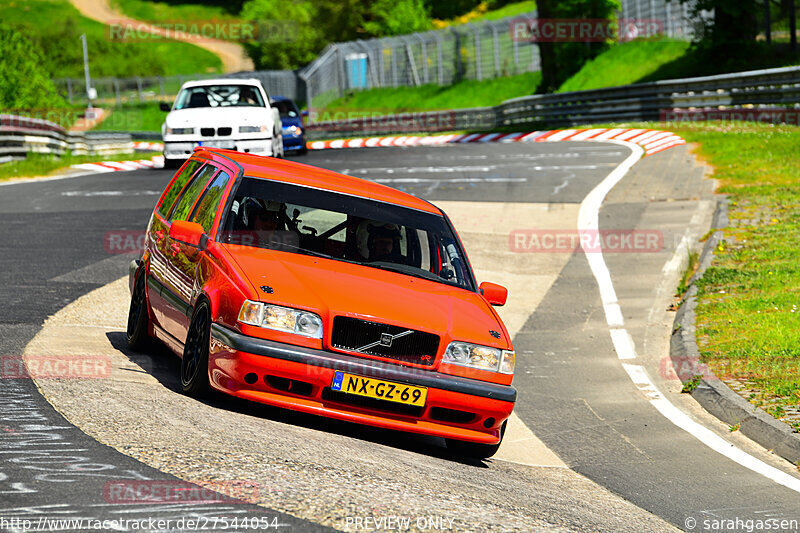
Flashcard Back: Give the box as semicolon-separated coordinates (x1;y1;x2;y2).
579;139;800;494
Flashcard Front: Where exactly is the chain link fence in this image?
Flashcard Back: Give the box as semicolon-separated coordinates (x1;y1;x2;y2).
299;13;541;113
54;1;700;121
618;0;701;39
54;70;303;108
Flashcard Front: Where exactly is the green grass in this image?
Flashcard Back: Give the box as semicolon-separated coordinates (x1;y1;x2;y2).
93;102;168;132
317;72;541;117
676;122;800;425
557;38;691;92
0;0;221;78
559;36;800;93
470;1;536;22
0;152;140;181
110;0;240;25
433;1;535;28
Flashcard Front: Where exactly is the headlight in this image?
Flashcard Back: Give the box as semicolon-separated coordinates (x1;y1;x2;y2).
443;341;515;374
288;125;303;135
166;127;193;135
238;300;323;339
239;125;267;133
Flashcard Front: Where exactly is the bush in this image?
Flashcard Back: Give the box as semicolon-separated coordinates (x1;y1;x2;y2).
0;23;67;113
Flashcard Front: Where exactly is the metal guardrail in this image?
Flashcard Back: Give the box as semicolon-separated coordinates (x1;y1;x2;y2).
0;115;134;161
307;65;800;139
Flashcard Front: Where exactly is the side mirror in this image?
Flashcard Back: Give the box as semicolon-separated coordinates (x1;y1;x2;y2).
169;220;208;250
159;102;171;112
301;110;309;118
479;282;508;306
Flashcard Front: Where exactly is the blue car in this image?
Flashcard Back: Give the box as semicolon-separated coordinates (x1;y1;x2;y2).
271;96;306;155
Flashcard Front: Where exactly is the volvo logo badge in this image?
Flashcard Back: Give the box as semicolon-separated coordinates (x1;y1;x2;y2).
355;330;414;353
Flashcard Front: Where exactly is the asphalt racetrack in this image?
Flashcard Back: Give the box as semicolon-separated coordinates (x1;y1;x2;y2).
2;141;799;532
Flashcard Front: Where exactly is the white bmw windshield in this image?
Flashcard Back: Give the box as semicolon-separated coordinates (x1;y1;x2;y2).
174;85;266;109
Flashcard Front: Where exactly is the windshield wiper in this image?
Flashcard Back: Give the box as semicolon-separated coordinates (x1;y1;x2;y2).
273;243;337;261
366;262;444;283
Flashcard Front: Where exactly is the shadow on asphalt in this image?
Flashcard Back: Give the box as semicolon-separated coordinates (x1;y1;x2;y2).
106;331;490;468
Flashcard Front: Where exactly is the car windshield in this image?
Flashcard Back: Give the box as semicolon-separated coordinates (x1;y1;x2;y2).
272;100;299;119
218;177;475;290
174;85;266;109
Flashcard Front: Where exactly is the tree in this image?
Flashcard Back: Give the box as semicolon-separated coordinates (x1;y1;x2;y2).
364;0;431;37
536;0;621;93
0;24;66;113
680;0;761;45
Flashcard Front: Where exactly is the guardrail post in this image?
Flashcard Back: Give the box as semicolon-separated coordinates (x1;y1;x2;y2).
158;77;165;99
114;79;121;107
66;79;73;105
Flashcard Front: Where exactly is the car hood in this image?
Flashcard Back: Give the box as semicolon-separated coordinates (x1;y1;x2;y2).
165;106;273;128
225;246;510;349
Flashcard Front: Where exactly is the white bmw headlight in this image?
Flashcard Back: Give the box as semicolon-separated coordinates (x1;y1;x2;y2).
443;341;515;374
238;300;323;339
166;127;193;135
239;125;267;133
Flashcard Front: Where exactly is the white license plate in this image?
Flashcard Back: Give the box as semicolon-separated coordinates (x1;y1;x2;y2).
196;141;234;149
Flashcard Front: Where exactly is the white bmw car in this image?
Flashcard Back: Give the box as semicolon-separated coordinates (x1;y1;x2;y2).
161;79;283;168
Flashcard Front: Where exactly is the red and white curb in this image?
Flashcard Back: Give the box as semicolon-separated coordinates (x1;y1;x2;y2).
132;141;164;151
307;128;686;157
71;155;164;174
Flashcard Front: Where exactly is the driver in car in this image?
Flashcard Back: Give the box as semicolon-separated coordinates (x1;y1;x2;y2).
250;200;285;248
364;222;404;263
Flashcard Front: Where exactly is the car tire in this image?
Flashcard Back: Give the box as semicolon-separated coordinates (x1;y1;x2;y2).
126;271;152;351
297;145;308;156
446;420;507;460
181;300;212;398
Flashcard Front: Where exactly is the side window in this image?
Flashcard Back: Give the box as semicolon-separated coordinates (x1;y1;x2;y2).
169;164;218;223
157;160;201;218
190;171;231;234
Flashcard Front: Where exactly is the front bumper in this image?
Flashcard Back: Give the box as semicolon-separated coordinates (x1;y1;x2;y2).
163;137;274;159
209;323;516;444
281;131;305;150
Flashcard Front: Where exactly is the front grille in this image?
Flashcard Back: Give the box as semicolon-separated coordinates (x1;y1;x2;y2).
200;127;215;137
330;316;439;366
217;127;232;136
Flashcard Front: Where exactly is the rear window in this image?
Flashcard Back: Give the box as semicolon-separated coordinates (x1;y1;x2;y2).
169;165;218;222
157;160;201;218
191;171;232;233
